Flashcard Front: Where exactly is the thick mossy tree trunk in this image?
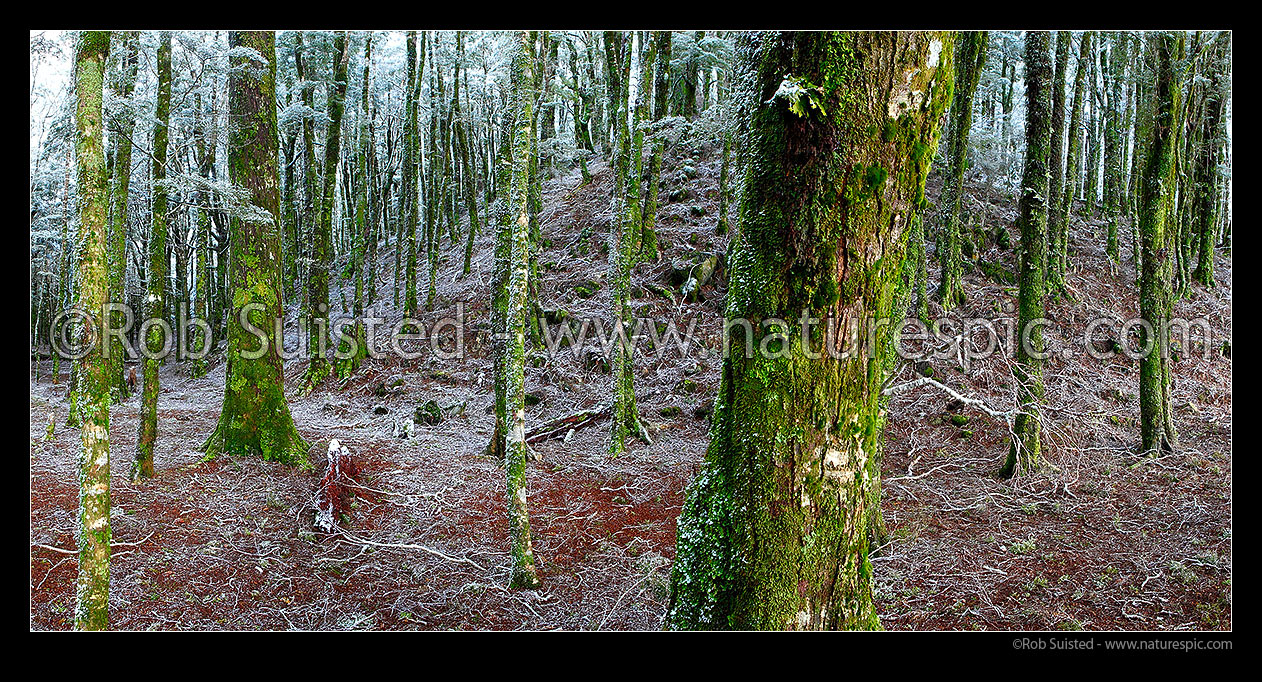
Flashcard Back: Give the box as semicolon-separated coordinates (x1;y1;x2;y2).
1049;32;1090;293
1137;32;1182;456
73;29;112;632
107;30;138;402
201;31;311;465
1045;31;1070;297
936;31;986;311
304;32;349;390
134;31;172;481
504;31;541;589
1000;32;1054;479
666;31;952;630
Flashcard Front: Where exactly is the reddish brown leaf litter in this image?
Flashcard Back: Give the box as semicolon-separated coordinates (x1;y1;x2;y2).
30;148;1229;630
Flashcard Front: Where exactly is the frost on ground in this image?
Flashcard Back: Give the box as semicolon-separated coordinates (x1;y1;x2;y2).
30;147;1231;630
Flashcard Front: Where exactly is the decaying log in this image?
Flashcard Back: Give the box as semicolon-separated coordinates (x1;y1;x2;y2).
315;439;358;532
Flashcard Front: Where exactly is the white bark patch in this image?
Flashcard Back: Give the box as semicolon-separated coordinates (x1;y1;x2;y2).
928;39;943;68
822;445;854;486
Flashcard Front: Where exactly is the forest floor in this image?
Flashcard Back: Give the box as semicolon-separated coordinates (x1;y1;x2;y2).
30;142;1232;630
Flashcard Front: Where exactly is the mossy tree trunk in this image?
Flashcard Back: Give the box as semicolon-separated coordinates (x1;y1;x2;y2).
72;29;112;632
201;31;311;465
341;31;373;379
1000;32;1053;479
936;31;986;311
607;31;651;456
666;31;952;630
1055;32;1091;291
1045;31;1070;297
295;33;318;325
1103;34;1127;266
1191;33;1228;288
486;114;514;462
106;30;138;402
403;31;420;317
304;32;349;390
456;32;482;277
504;31;541;589
134;31;171;481
653;31;671;121
1137;32;1182;456
188;87;215;380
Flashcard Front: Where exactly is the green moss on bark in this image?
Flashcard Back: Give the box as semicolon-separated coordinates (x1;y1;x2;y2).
666;31;951;630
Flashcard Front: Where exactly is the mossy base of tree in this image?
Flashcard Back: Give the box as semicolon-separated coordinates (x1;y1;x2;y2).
201;413;312;468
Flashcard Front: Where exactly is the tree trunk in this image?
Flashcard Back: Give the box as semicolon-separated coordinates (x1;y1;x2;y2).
201;31;311;464
1000;32;1053;478
304;32;349;390
504;31;541;589
1137;32;1182;456
72;29;112;632
107;31;138;402
1056;32;1091;289
666;31;952;630
135;32;171;481
936;31;987;310
1045;31;1070;297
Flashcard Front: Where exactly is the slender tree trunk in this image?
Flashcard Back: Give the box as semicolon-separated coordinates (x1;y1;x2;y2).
1192;34;1227;287
1103;34;1126;266
1056;32;1091;287
667;31;952;630
608;31;650;456
1045;31;1070;297
107;31;138;402
72;29;112;632
1001;32;1053;478
504;31;541;589
304;32;349;390
936;31;987;310
134;31;171;481
295;33;318;337
403;31;420;317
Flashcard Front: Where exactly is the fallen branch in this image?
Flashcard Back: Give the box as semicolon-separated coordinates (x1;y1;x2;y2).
883;375;1016;423
337;531;484;570
526;407;608;444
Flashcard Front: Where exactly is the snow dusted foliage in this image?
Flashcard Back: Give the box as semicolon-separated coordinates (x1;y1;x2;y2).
966;30;1026;193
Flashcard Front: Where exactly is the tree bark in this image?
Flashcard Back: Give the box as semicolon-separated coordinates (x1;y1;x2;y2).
666;31;952;630
1001;32;1054;478
134;31;171;481
72;28;112;632
201;31;311;464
